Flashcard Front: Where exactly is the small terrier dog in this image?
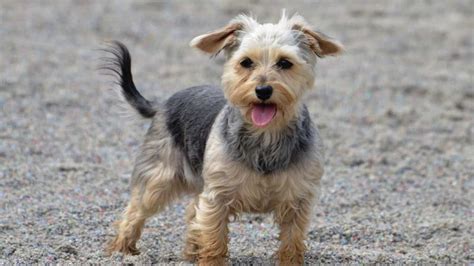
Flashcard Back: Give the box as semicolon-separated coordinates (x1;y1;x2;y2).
104;12;343;265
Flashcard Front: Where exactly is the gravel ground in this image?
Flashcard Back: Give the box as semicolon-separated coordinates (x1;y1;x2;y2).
1;0;473;264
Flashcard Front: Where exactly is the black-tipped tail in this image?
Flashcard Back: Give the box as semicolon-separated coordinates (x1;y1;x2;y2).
101;41;156;118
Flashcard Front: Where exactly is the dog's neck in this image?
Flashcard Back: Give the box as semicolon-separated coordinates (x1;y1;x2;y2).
219;105;315;174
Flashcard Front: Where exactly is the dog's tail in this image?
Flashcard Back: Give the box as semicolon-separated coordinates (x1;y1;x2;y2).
101;41;156;119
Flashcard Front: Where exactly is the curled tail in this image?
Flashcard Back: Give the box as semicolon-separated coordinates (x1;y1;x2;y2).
101;41;156;118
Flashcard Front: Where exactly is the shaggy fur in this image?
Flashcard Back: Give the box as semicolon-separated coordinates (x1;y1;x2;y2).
104;11;343;265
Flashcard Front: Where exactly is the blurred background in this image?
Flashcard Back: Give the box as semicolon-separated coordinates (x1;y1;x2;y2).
0;0;472;264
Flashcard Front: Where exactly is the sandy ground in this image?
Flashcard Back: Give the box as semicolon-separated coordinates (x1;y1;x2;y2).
1;0;473;264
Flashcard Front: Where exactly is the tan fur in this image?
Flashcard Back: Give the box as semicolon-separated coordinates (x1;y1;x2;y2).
183;196;199;261
275;198;313;265
290;22;344;57
190;23;242;55
106;188;144;255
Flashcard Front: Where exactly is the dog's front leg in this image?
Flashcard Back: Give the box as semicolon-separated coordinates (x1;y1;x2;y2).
274;198;313;265
194;193;230;266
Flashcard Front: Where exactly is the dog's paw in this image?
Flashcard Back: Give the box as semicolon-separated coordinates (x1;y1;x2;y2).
276;250;304;265
197;256;227;266
105;236;140;256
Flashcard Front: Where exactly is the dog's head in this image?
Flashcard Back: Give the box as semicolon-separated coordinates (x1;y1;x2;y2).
191;11;343;130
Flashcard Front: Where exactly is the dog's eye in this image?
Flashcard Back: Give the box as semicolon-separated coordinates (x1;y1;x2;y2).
276;59;293;70
240;57;254;69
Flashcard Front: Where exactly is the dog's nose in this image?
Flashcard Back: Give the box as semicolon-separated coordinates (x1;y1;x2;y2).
255;85;273;101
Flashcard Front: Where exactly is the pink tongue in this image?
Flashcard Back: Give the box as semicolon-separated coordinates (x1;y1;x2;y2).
251;104;276;127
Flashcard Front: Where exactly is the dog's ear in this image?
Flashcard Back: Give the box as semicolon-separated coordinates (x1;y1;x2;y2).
190;23;242;55
293;24;344;57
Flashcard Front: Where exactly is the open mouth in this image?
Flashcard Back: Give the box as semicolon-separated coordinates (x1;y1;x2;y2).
250;103;277;127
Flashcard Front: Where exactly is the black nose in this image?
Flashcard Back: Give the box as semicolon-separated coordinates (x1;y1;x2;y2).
255;85;273;101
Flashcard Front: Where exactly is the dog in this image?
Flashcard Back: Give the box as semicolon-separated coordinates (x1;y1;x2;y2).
103;11;343;265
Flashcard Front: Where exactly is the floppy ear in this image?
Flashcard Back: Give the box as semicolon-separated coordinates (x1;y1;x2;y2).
293;24;344;57
190;23;242;55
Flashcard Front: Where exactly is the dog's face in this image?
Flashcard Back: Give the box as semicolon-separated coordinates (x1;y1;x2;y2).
191;12;343;130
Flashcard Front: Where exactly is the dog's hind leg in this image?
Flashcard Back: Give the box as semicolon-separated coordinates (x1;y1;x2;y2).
183;196;200;261
106;160;188;255
106;121;192;255
106;186;150;255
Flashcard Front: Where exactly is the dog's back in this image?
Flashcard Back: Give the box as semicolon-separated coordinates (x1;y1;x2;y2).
165;86;227;174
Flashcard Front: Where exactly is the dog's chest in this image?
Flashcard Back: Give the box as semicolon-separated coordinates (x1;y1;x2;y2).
236;175;276;212
203;107;324;213
230;168;318;213
203;149;322;213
